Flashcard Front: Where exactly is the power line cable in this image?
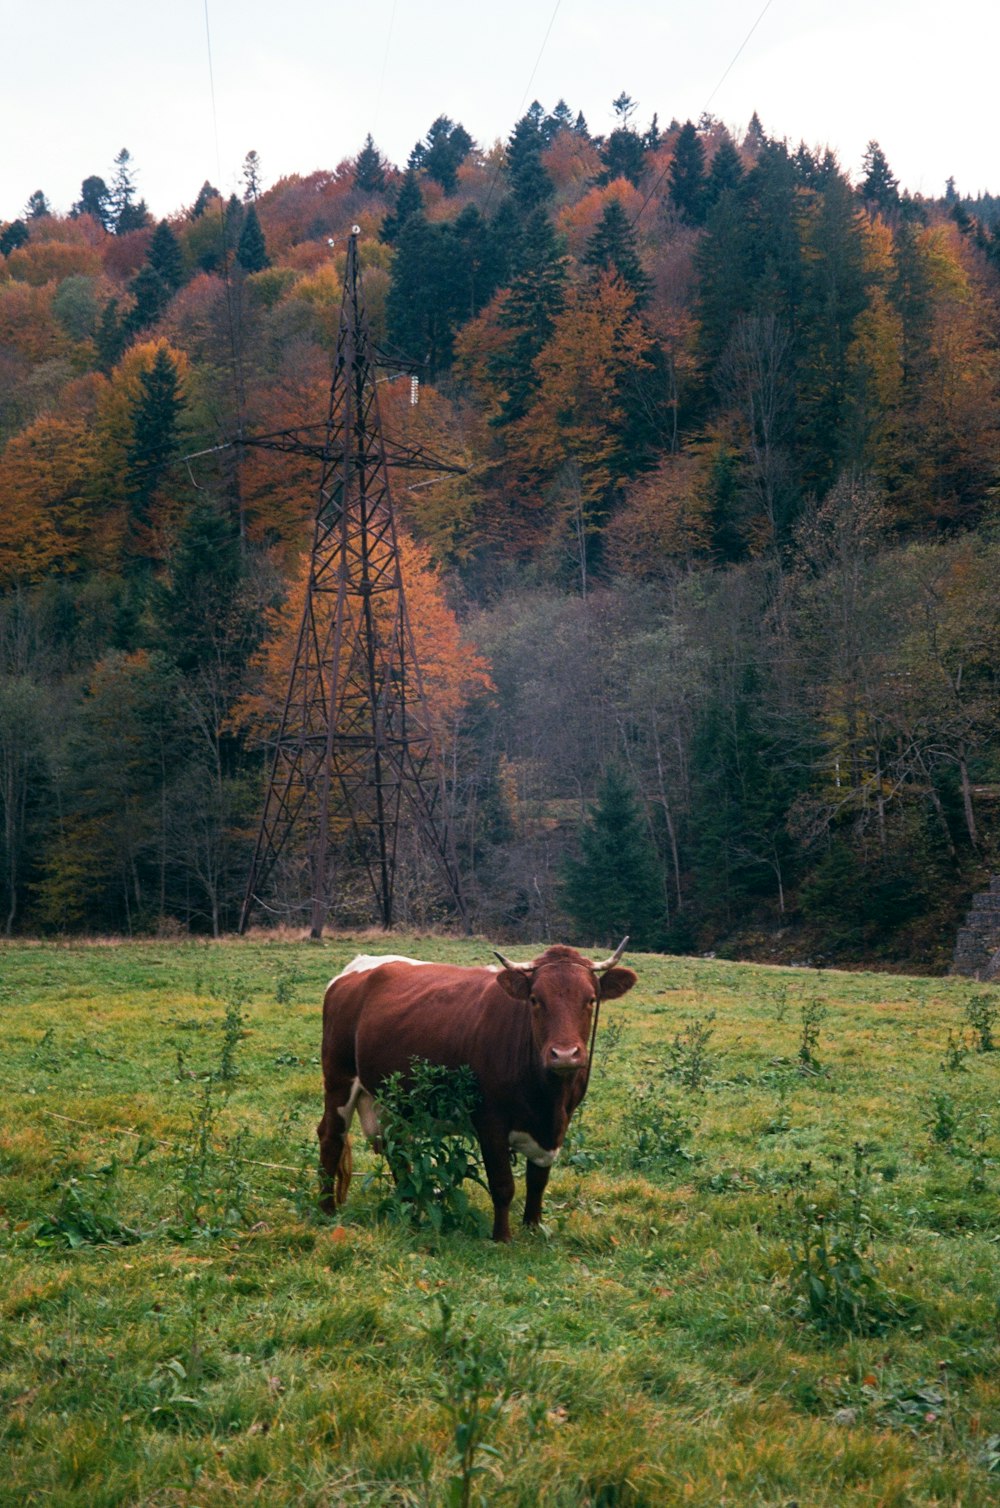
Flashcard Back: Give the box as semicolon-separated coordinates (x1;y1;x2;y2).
482;0;563;215
372;0;399;137
630;0;776;228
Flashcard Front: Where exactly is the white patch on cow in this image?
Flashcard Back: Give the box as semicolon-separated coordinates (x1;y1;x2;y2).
326;953;433;991
338;1075;381;1142
508;1130;559;1168
338;1076;363;1129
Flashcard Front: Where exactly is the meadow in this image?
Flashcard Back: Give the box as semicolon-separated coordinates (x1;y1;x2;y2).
0;934;998;1506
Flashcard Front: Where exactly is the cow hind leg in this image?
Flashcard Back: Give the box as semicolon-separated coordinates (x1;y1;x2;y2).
317;1075;358;1214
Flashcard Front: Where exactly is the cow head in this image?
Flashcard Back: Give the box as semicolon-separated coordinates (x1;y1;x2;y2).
493;940;637;1077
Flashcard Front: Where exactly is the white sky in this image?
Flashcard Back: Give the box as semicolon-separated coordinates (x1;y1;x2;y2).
2;0;997;224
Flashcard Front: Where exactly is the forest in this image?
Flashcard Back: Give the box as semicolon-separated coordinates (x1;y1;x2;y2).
1;107;999;967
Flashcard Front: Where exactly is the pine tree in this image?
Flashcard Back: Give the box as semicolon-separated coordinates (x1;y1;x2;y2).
125;347;185;524
743;112;767;157
411;116;472;195
353;134;387;193
705;136;744;207
110;149;150;234
385;214;465;374
236;204;269;272
127;266;171;335
0;220;29;256
24;190;50;219
241;149;262;201
148;220;185;291
860;140;900;214
582;200;650;304
562;766;663;950
72;176;112;230
380;167;423;244
546;99;575;137
96;298;127;372
190;180;221;219
668;122;707;224
150;501;247;675
507;108;553;211
493;207;568;422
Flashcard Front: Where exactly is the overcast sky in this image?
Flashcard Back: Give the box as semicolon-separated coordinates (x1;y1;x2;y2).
3;0;997;223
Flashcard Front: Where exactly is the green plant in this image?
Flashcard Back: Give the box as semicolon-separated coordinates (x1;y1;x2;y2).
274;963;304;1006
215;976;250;1084
667;1011;717;1092
769;981;790;1022
787;1143;905;1335
798;998;828;1071
963;992;998;1053
968;1112;993;1194
426;1296;543;1508
170;1076;253;1239
941;1028;970;1071
924;1090;963;1146
375;1058;486;1234
627;1088;698;1170
32;1160;144;1249
562;1107;598;1171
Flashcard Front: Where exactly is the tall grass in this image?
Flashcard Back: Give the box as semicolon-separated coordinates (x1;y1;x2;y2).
0;937;998;1505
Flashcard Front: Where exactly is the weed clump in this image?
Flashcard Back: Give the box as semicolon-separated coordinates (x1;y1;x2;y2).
786;1143;909;1335
667;1012;717;1092
375;1058;486;1234
963;992;998;1053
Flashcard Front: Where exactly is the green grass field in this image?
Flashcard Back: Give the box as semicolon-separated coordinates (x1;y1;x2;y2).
1;935;998;1506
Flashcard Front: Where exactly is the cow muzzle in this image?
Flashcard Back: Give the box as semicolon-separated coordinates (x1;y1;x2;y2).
546;1044;586;1075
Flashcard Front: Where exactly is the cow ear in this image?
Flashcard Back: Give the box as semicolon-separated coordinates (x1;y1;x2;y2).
494;968;534;1002
599;967;637;1000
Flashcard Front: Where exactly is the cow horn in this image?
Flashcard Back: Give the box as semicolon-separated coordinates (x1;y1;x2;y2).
494;950;533;972
593;937;629;973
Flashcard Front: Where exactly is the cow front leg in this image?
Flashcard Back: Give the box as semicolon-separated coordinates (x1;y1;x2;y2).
523;1160;551;1228
478;1122;516;1242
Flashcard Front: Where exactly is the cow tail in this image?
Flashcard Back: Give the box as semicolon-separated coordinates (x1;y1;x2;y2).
335;1135;353;1205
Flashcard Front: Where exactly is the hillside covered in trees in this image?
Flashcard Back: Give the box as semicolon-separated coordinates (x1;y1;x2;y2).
2;108;999;968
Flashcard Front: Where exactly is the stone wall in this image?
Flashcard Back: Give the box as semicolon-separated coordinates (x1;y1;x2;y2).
951;876;1000;978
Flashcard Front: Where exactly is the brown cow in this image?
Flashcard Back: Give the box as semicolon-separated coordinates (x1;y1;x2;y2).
318;942;637;1241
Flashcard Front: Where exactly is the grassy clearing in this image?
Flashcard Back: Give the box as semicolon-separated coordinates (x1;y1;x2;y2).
1;935;998;1506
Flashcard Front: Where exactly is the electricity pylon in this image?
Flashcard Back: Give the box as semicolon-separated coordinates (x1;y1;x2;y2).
237;230;466;938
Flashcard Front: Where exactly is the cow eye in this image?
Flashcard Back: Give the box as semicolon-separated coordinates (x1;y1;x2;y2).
529;994;540;1008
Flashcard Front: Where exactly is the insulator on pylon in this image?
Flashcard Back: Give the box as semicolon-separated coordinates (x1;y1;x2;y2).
410;375;419;407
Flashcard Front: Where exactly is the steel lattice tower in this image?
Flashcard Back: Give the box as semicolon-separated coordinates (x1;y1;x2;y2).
238;231;465;938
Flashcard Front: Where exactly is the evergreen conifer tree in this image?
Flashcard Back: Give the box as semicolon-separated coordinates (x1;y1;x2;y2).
236;204;269;271
241;149;262;201
562;766;663;950
380;167;423;243
96;297;127;372
601;128;646;187
353;133;387;193
148;220;185;290
507;108;553;210
0;220;29;256
493;207;568;422
190;180;221;219
582;200;650;303
860;140;900;214
110;149;150;233
126;347;184;523
24;190;51;219
72;175;112;230
127;266;171;335
705;136;745;207
668;122;707;224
